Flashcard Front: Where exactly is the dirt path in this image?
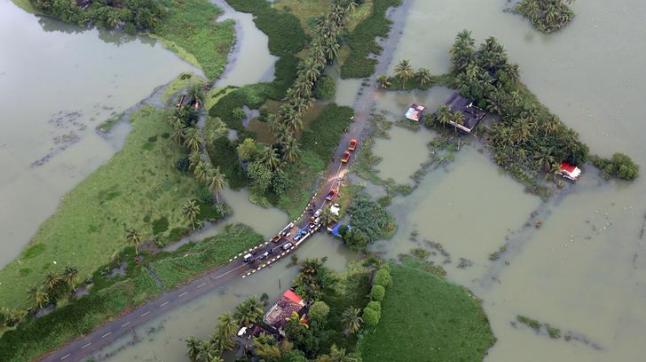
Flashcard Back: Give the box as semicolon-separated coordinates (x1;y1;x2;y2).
39;2;411;361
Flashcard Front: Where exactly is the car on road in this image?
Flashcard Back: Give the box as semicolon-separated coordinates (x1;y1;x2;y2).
243;253;253;263
325;189;337;201
348;139;358;151
259;251;270;260
279;222;294;237
282;242;293;250
271;234;282;243
341;151;351;164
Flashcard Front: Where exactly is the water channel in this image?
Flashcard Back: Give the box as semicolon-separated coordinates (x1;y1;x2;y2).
2;0;646;361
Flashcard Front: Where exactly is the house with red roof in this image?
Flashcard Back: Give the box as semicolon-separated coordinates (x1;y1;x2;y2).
263;289;307;330
559;162;582;181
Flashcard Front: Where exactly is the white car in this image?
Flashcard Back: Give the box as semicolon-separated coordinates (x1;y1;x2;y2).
282;242;293;250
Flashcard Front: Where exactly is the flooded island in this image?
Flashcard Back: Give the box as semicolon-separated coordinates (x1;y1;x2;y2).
1;0;645;361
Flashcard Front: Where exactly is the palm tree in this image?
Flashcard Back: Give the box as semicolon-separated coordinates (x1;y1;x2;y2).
182;199;201;229
29;287;50;309
450;30;475;72
185;337;202;362
320;207;338;227
212;312;237;352
126;228;142;255
376;75;391;89
188;84;204;109
207;167;225;203
282;135;300;163
62;266;79;291
189;151;201;172
234;297;264;326
341;307;362;336
394;59;414;89
184;127;201;154
193;161;209;183
434;105;453;128
416;68;432;87
260;146;281;171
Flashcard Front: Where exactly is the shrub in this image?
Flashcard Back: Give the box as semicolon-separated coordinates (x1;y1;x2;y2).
314;75;336;100
374;268;392;288
362;306;381;328
371;285;385;302
309;301;330;322
366;301;382;314
591;153;639;181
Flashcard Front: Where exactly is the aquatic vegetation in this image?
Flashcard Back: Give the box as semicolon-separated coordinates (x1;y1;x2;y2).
516;0;576;34
590;153;639;181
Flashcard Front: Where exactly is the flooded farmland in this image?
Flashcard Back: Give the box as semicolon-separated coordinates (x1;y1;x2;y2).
2;0;646;361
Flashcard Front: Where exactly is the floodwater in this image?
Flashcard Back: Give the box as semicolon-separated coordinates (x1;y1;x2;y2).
371;0;646;361
211;0;277;87
99;234;352;362
0;0;199;268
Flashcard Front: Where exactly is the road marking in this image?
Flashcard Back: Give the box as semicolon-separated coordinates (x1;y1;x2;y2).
121;322;130;328
60;353;71;360
160;301;169;308
81;342;92;349
101;332;112;339
140;311;150;318
179;291;188;298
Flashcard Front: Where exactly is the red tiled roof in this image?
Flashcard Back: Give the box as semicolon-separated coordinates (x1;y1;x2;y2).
283;290;303;305
560;162;577;173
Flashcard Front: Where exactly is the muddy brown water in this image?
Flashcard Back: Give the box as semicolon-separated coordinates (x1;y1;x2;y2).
3;0;646;360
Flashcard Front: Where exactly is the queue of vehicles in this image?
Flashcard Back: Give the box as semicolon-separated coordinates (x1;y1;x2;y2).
243;139;359;267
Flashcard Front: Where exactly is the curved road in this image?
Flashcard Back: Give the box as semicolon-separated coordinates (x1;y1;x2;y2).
40;1;411;361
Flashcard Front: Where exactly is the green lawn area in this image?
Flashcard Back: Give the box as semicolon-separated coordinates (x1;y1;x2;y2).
155;0;236;80
0;224;262;362
0;106;220;310
10;0;37;13
274;0;373;34
359;263;496;362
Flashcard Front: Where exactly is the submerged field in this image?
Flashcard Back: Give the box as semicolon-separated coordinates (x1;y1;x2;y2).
0;106;220;310
360;262;496;361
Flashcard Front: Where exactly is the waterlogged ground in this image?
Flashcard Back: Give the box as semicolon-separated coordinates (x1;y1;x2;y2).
370;0;646;361
0;0;199;268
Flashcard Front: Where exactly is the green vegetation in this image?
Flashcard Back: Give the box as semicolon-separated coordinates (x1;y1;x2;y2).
590;153;639;181
516;315;562;339
314;75;336;100
186;258;373;361
155;0;235;80
516;0;575;34
29;0;165;32
0;224;262;362
28;0;235;80
340;0;402;78
341;190;397;251
0;106;225;311
96;112;124;133
359;263;495;361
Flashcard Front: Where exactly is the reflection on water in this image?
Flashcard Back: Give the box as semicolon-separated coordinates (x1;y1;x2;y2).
372;126;430;185
0;0;199;268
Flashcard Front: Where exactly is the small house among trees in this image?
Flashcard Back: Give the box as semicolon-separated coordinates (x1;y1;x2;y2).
263;289;307;332
445;92;487;133
405;104;426;122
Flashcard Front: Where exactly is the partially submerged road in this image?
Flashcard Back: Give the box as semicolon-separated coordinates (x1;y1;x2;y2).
40;2;411;361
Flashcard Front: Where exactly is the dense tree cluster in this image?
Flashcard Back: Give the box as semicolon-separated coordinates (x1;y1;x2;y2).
516;0;575;33
269;0;357;164
591;153;639;181
31;0;165;32
450;30;591;182
341;192;396;251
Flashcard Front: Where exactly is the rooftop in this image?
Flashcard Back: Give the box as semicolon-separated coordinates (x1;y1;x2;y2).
405;104;426;122
445;93;487;133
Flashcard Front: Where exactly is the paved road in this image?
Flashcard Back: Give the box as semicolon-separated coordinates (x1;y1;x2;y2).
40;2;411;361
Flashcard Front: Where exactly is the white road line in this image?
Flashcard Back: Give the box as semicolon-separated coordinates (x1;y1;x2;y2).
160;301;169;308
101;332;112;339
60;353;71;360
197;282;207;289
140;311;150;318
179;291;188;298
81;342;92;349
121;322;130;328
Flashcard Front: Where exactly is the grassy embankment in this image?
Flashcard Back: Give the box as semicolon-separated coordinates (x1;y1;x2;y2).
274;0;374;35
152;0;235;80
0;107;224;311
340;0;402;78
359;262;496;361
0;224;262;362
